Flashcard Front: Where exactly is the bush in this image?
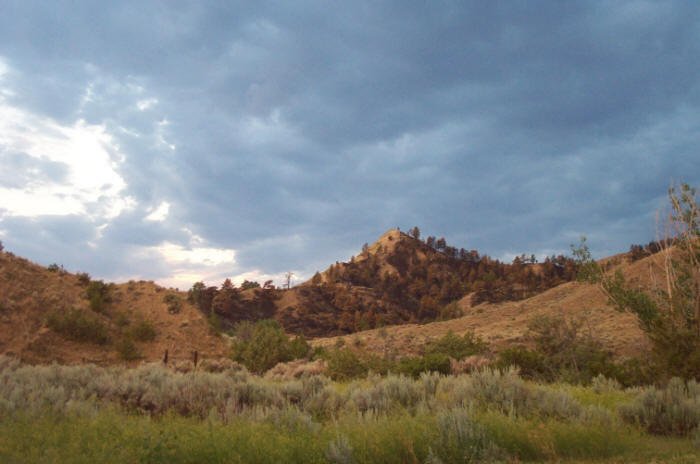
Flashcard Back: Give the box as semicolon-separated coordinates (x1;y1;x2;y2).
47;263;64;273
163;293;182;314
620;377;700;436
396;353;451;378
46;308;110;345
499;314;624;385
323;348;368;381
129;320;156;342
431;408;503;463
496;346;552;381
116;337;141;361
424;330;487;360
76;272;91;286
86;280;110;312
230;319;311;374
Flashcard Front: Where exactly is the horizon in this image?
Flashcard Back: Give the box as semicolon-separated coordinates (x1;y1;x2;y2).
1;2;699;289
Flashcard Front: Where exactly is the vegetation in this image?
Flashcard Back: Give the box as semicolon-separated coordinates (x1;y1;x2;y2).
188;279;278;330
86;280;110;313
0;356;698;462
576;182;700;381
129;319;157;342
230;319;311;373
496;314;652;386
620;377;700;436
162;293;182;314
46;308;110;345
115;336;141;360
76;272;91;286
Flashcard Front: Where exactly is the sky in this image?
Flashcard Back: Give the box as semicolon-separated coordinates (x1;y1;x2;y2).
1;1;699;289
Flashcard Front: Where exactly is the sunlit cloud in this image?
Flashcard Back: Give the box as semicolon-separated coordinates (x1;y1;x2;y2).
144;241;236;289
0;99;135;218
145;201;170;222
137;98;158;111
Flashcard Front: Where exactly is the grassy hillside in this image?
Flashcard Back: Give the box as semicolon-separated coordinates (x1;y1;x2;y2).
0;251;228;365
197;228;579;337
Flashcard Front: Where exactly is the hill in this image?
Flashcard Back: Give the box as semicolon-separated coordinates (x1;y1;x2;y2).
311;248;667;359
0;251;228;365
0;229;663;365
269;228;577;336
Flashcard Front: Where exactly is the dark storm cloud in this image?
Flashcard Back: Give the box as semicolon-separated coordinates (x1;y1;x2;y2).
1;1;700;285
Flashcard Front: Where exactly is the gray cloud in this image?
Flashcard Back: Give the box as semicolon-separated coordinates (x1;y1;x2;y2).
1;1;699;286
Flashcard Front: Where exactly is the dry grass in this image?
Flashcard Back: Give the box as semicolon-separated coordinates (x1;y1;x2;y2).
0;252;228;365
310;252;670;360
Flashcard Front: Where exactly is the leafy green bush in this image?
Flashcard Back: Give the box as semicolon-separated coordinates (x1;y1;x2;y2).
230;319;311;374
323;348;368;381
424;330;487;359
496;346;551;380
396;353;451;378
46;308;110;345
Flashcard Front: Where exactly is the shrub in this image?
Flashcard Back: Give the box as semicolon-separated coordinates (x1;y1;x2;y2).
325;435;354;464
396;353;451;378
324;348;368;381
424;330;487;360
288;334;312;359
163;293;182;314
116;336;141;360
431;408;503;463
76;272;91;286
129;320;156;342
46;308;110;345
86;280;110;312
620;377;700;436
230;319;311;374
496;346;552;381
442;368;585;421
505;314;621;384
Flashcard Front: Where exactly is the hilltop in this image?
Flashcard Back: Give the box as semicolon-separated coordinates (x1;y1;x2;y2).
271;228;577;336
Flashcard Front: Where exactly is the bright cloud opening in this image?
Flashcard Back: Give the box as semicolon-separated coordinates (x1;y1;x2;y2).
147;241;237;289
0;93;134;219
145;201;170;222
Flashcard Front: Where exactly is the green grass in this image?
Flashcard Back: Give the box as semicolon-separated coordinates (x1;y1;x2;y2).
1;408;697;463
1;357;699;463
